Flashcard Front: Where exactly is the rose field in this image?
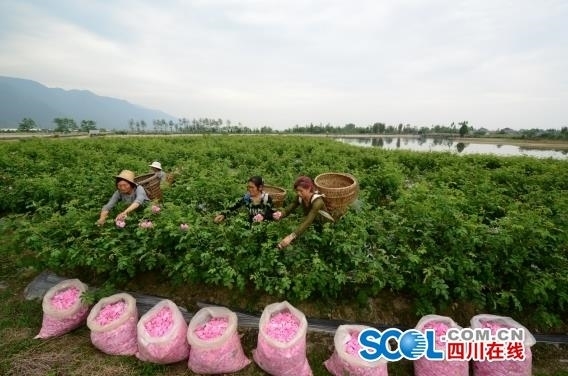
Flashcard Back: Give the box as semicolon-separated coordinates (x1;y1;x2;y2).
1;135;568;374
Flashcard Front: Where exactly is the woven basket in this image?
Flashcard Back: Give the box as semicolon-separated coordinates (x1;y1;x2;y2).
264;185;287;208
314;172;358;219
135;173;162;201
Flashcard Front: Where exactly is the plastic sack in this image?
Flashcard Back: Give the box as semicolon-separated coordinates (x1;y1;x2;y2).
324;324;388;376
87;292;138;356
252;301;312;376
413;314;469;376
470;314;535;376
135;299;190;364
34;279;90;339
186;306;251;374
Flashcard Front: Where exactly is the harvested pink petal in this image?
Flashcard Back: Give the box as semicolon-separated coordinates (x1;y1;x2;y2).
344;331;362;355
152;205;161;213
51;287;80;310
95;300;126;326
423;321;450;347
180;223;189;231
481;320;510;335
195;317;229;340
144;307;173;337
264;311;300;343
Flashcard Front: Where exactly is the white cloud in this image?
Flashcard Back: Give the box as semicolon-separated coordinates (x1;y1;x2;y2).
0;0;567;129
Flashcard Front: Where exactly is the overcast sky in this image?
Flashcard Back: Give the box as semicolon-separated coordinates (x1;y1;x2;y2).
1;0;566;130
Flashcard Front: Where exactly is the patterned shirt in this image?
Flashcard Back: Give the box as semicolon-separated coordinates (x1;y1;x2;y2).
222;192;274;222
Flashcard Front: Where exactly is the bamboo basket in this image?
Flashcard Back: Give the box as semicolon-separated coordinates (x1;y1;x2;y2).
135;173;162;201
264;185;287;208
314;173;358;219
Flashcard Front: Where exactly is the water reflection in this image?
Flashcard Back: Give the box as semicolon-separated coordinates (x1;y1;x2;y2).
335;136;568;160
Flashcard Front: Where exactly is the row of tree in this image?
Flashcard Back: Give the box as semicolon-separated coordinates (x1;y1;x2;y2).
283;121;568;140
128;118;568;140
14;116;568;140
126;118;474;135
17;118;98;132
284;121;474;136
123;117;271;134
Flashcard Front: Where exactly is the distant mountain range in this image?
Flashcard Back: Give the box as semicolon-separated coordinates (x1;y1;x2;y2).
0;76;177;130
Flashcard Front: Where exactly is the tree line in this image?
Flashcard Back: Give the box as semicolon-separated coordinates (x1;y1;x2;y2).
16;117;98;132
12;116;568;140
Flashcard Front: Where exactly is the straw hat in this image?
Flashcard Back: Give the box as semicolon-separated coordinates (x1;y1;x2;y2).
115;170;136;185
149;161;162;170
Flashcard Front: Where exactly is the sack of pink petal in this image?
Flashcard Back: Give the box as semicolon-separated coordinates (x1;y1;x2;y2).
324;325;388;376
35;279;90;339
136;299;190;364
186;306;251;374
471;314;535;376
414;315;468;376
87;293;139;356
253;301;312;376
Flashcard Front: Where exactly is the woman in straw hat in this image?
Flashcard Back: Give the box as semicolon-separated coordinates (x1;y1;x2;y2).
273;176;333;249
96;170;150;226
149;161;167;182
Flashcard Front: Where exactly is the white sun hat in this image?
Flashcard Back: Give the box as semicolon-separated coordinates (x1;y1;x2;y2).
149;161;162;170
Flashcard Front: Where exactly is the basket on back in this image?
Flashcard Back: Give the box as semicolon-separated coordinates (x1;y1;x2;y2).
264;185;287;208
314;173;358;219
135;173;162;201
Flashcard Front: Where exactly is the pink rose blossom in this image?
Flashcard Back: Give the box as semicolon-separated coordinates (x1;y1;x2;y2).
139;220;154;229
115;219;126;228
253;214;264;222
180;223;189;231
151;205;161;213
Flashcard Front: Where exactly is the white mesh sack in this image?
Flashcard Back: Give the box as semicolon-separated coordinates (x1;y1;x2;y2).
470;314;536;376
34;278;90;339
87;292;138;356
135;299;190;364
252;301;312;376
413;314;469;376
186;306;251;374
324;324;388;376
